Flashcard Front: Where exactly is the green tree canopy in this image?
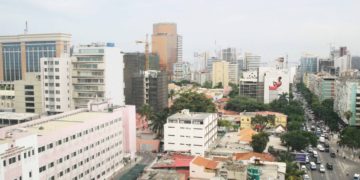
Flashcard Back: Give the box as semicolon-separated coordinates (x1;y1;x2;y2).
225;96;268;112
170;91;216;113
281;131;317;151
250;132;270;153
338;127;360;149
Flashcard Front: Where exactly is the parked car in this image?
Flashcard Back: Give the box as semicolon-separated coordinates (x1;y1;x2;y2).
303;174;310;180
319;164;326;173
325;147;330;152
354;174;360;180
330;152;336;158
310;162;317;170
326;163;333;170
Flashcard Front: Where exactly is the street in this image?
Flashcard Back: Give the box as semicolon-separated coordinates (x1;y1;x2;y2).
293;86;360;180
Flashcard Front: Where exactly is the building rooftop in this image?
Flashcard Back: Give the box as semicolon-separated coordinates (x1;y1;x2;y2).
233;152;275;162
240;111;287;117
192;156;219;170
239;128;258;143
0;112;38;120
153;153;194;169
168;109;214;120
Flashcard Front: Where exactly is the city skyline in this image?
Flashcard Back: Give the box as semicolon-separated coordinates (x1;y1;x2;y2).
0;0;359;63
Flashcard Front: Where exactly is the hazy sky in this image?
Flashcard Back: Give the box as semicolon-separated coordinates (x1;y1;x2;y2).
1;0;359;64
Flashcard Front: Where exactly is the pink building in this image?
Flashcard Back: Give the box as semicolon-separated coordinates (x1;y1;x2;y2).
0;100;136;180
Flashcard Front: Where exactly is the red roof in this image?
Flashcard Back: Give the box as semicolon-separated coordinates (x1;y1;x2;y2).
192;156;219;170
153;153;194;168
233;152;275;162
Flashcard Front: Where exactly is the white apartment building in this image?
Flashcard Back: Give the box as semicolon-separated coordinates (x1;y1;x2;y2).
164;109;218;156
228;63;239;85
41;56;72;114
0;100;136;180
72;43;125;108
173;61;191;82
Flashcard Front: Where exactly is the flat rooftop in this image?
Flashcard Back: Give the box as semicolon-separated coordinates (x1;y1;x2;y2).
0;112;38;120
168;112;213;120
26;112;108;136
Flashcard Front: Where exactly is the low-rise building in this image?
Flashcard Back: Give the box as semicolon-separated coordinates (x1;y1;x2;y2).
238;111;287;130
14;73;43;114
0;81;14;112
0;100;136;179
164;109;218;156
190;156;220;179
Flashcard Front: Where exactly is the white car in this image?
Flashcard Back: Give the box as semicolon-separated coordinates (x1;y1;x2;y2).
303;174;310;180
354;173;360;180
301;165;307;171
319;164;325;173
317;144;325;152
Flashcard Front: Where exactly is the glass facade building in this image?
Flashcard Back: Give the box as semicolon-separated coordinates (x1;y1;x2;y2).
2;43;22;81
25;41;56;72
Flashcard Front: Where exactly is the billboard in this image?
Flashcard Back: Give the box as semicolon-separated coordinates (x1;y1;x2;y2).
259;67;289;103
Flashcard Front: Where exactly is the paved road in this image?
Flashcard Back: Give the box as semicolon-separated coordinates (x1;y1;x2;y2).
111;152;156;180
293;87;360;180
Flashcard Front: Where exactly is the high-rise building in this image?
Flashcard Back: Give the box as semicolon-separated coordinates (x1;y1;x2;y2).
164;109;218;156
72;43;124;108
152;23;181;74
193;52;210;72
239;71;264;102
40;55;72;114
299;55;319;77
244;53;261;70
0;33;71;81
222;48;237;64
14;73;42;114
173;61;191;82
212;61;229;87
0;100;136;179
131;70;168;112
228;63;239;84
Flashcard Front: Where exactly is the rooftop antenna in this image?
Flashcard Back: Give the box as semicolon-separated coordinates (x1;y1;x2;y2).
24;21;28;34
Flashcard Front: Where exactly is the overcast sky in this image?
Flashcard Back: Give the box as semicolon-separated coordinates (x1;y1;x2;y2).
1;0;359;64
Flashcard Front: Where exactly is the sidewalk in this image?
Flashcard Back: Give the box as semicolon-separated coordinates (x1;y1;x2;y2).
329;134;360;163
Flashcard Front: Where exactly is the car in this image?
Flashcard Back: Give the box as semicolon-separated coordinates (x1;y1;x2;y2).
325;147;330;152
326;163;333;170
354;174;360;180
319;164;326;173
301;165;307;171
324;143;330;148
330;152;336;158
313;151;318;158
303;174;310;180
305;156;310;163
316;157;321;164
317;145;325;152
310;162;317;170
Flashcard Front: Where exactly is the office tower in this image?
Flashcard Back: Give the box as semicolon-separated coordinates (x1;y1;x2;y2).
40;56;72;115
132;70;168;112
305;73;336;101
228;63;239;84
212;61;229;87
319;58;335;74
0;33;71;81
244;53;261;70
177;35;183;62
152;23;181;74
0;100;136;179
194;52;210;72
239;71;264;102
123;52;160;107
299;55;319;77
351;56;360;70
72;43;124;108
222;48;237;64
14;73;42;114
173;61;191;82
164;109;218;156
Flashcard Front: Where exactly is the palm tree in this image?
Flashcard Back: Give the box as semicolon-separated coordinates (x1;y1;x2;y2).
149;108;169;138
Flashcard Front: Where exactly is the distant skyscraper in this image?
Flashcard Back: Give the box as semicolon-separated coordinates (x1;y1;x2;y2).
244;53;261;70
0;33;71;81
72;43;124;108
228;63;239;84
212;61;229;87
222;48;237;63
300;55;319;77
40;55;72;115
152;23;181;75
173;61;191;82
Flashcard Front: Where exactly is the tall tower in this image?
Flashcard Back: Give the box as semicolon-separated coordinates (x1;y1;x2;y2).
151;23;181;76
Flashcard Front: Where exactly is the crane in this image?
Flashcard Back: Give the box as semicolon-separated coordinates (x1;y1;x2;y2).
136;34;150;70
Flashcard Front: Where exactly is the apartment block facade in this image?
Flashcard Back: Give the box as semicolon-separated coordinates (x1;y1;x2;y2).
14;73;42;114
72;43;124;108
164;109;218;156
40;56;72;114
212;61;229;88
0;100;136;180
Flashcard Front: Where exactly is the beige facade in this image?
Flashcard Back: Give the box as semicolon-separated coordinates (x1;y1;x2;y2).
152;23;179;75
212;61;229;87
0;33;71;81
14;73;43;114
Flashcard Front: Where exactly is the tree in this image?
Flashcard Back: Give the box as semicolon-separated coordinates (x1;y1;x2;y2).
338;127;360;149
344;111;352;121
202;81;212;88
287;121;303;131
281;131;317;151
213;82;223;88
149;108;170;137
218;119;232;128
138;104;153;121
169;89;175;100
225;96;268;112
251;115;275;131
250;132;269;153
171;91;216;113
